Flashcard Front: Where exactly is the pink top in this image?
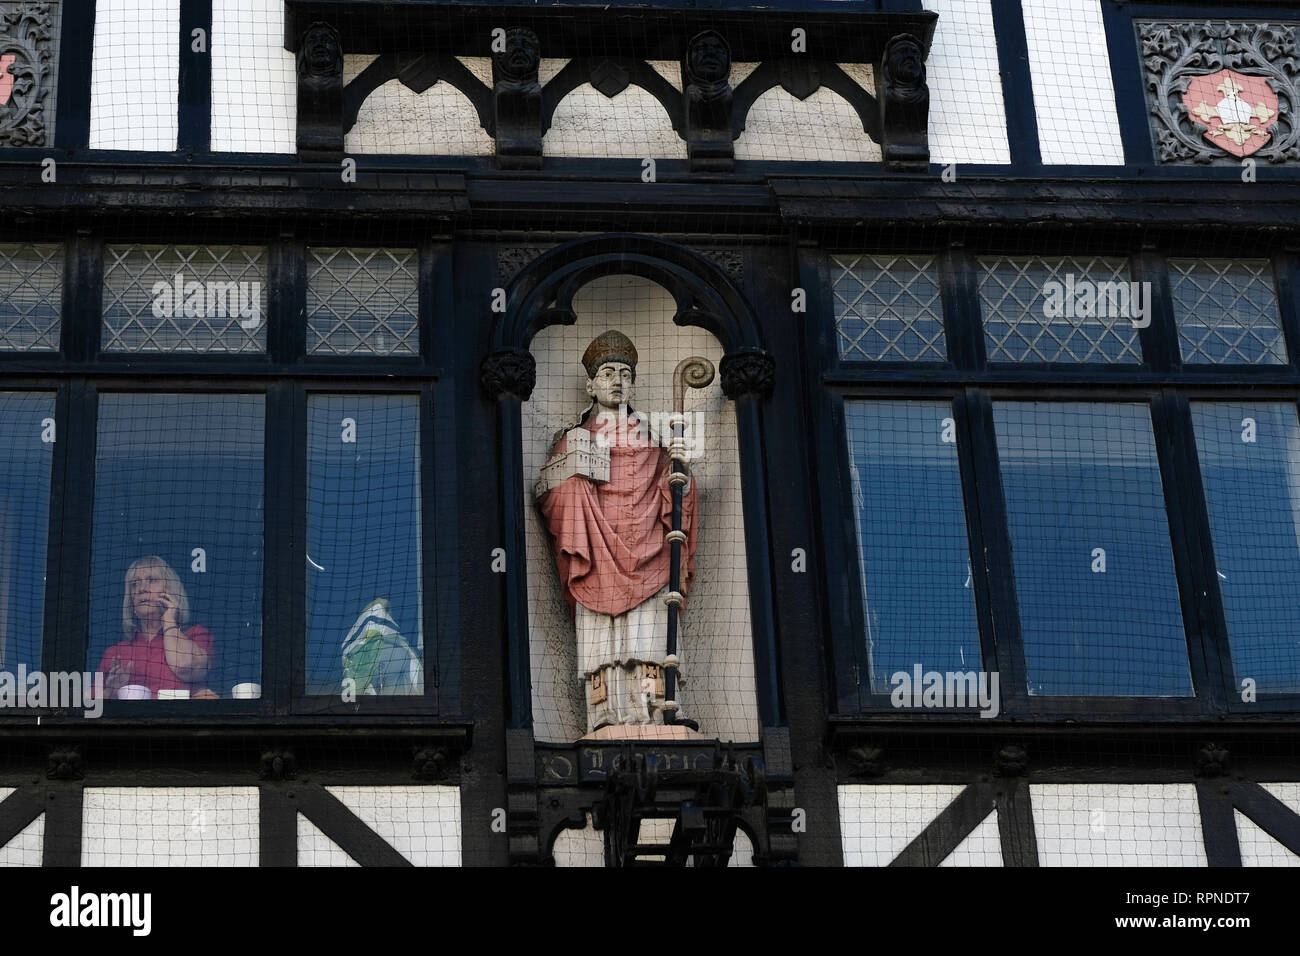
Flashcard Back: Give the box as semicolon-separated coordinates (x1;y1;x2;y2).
97;625;216;694
541;414;698;617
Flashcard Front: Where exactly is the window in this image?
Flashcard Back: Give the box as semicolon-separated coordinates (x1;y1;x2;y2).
821;249;1299;716
1191;402;1300;695
306;395;423;698
843;400;980;692
832;255;945;362
307;248;418;356
89;394;264;701
0;392;56;673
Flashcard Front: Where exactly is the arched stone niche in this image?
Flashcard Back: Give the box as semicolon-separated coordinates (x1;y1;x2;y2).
522;274;760;743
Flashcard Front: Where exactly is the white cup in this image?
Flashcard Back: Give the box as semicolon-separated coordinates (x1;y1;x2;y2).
232;683;261;700
117;684;150;700
157;688;190;700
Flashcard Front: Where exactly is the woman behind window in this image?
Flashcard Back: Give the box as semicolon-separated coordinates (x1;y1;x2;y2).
98;556;215;699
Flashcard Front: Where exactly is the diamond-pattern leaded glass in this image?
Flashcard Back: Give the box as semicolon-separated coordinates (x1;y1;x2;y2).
102;246;268;353
979;256;1142;364
832;255;945;362
1170;259;1286;365
307;248;418;356
0;243;62;351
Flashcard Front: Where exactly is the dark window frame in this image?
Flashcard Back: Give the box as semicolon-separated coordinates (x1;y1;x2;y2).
812;243;1300;720
0;232;453;723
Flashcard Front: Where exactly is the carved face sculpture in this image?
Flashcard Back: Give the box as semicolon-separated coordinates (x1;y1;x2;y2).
586;362;634;410
686;31;730;85
886;37;925;88
301;24;342;78
499;28;540;82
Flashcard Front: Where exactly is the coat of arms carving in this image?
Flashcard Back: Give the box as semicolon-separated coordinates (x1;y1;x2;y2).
0;1;55;147
1139;20;1300;165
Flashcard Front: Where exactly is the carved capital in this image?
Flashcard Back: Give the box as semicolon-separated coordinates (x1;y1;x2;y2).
260;747;297;781
846;743;886;779
877;33;930;170
47;746;84;781
1196;742;1230;778
481;347;537;401
720;348;775;401
412;745;451;782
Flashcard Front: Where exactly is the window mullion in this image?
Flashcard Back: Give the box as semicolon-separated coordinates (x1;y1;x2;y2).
264;381;301;714
959;387;1029;715
939;244;985;373
48;380;97;677
1153;391;1228;715
1133;247;1179;374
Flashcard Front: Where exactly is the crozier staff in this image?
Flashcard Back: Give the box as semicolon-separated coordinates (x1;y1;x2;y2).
98;556;214;698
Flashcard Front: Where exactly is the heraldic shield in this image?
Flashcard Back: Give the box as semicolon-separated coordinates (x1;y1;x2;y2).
1181;69;1279;158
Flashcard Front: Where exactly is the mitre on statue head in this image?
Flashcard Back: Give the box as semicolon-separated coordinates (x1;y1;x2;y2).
582;330;639;378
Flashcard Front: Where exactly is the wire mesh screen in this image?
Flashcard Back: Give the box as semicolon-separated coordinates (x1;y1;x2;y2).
88;0;178;150
89;394;264;702
832;255;946;362
305;394;423;698
844;400;980;696
978;256;1143;364
1192;402;1300;696
102;246;268;353
993;402;1191;697
0;243;62;352
1169;258;1286;365
306;248;419;357
0;392;55;674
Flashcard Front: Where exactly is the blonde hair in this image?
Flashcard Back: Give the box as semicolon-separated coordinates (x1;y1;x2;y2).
122;556;190;640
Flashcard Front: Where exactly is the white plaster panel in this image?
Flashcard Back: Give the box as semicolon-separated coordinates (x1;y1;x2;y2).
346;53;494;156
297;813;360;867
1236;810;1300;867
81;788;258;866
922;0;1010;165
730;62;880;163
1023;0;1124;165
0;792;41;867
211;0;296;152
1263;781;1300;815
838;784;967;866
938;809;1002;866
89;0;180;150
325;786;461;866
525;275;760;744
1031;784;1207;866
543;83;685;160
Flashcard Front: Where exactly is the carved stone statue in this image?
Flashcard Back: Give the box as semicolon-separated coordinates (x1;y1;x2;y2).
536;331;699;733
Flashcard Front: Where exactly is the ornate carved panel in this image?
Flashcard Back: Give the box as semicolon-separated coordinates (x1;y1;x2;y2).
0;1;57;147
1139;20;1300;165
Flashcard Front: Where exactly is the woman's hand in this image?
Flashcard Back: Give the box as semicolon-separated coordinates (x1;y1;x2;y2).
105;657;134;698
158;591;181;633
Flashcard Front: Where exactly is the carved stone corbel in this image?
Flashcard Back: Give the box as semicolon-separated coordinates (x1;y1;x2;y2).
492;28;543;170
296;22;344;162
683;30;734;172
877;33;930;170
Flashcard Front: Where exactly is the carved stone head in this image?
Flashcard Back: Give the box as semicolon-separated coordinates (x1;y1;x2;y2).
497;27;540;82
299;22;342;79
686;30;730;86
884;35;925;89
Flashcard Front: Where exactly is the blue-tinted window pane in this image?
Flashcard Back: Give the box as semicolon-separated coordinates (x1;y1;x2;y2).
844;401;980;691
994;402;1191;696
90;395;264;701
307;396;423;697
1192;402;1300;694
0;393;56;673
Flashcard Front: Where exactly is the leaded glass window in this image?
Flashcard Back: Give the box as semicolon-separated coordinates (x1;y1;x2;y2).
307;248;419;356
832;255;946;362
1170;258;1286;365
0;242;62;351
979;256;1143;364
